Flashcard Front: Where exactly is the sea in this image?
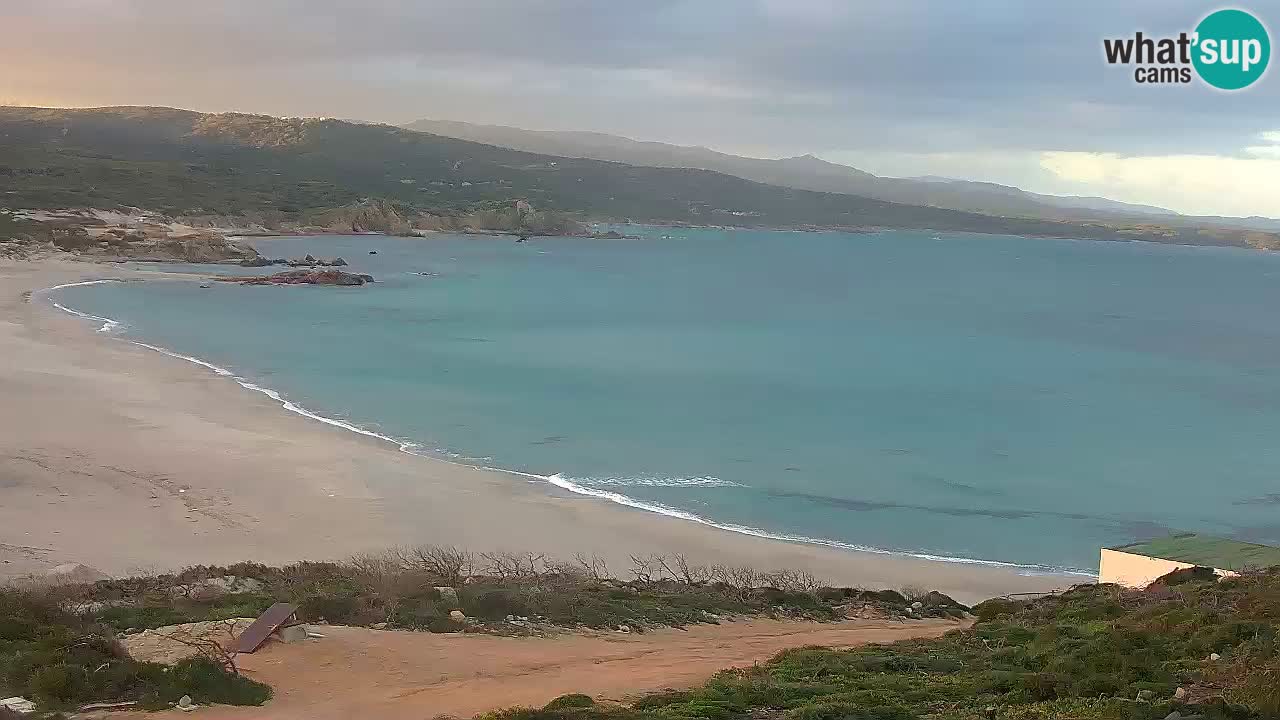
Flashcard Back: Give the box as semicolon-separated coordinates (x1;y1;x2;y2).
47;227;1280;575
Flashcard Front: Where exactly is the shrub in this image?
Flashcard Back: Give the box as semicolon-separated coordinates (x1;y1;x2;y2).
466;587;531;621
543;693;596;710
167;656;271;706
298;590;361;624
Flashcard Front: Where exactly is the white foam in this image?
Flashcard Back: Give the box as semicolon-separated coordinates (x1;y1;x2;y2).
44;280;127;332
527;471;1089;576
563;474;745;489
44;281;1092;579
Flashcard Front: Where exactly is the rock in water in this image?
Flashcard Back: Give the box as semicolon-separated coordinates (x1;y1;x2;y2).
223;270;374;286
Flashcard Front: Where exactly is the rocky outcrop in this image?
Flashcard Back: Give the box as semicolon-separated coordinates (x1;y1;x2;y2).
222;269;374;286
2;209;260;262
285;255;347;267
241;255;346;267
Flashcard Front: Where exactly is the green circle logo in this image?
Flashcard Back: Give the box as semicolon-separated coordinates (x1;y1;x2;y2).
1192;9;1270;90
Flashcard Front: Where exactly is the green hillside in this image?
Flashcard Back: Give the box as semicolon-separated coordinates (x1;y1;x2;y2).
0;106;1274;248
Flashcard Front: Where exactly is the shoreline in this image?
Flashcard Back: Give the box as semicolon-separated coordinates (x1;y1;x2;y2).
44;274;1089;578
1;256;1081;604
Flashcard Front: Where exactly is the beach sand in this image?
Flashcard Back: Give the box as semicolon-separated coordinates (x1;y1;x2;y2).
0;257;1079;604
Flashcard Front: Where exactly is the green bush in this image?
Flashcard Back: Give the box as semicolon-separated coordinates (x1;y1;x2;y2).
298;590;361;624
466;587;531;621
167;657;272;706
544;693;596;709
0;590;269;711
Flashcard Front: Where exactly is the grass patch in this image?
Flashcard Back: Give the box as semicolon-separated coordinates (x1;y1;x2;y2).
0;591;269;712
476;568;1280;719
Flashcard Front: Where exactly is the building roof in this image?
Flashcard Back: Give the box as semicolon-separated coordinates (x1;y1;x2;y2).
1109;533;1280;571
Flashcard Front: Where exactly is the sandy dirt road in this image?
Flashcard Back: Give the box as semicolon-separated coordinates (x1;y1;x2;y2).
121;617;964;719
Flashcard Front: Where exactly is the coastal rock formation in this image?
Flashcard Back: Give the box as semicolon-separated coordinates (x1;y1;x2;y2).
222;269;374;286
241;255;347;268
284;255;347;267
1;208;259;263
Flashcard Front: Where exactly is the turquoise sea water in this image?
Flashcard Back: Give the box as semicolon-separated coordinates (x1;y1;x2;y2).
49;228;1280;573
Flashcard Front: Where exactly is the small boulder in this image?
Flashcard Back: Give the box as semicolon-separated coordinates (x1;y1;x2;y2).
371;622;388;630
41;563;108;585
449;610;467;622
434;587;460;607
276;624;309;644
1174;687;1188;700
911;601;924;612
0;697;36;715
178;695;193;708
1208;652;1221;661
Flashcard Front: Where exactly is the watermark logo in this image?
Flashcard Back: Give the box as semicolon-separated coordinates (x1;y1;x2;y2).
1103;8;1270;90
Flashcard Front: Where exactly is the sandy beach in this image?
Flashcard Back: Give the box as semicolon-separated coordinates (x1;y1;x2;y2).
0;257;1078;604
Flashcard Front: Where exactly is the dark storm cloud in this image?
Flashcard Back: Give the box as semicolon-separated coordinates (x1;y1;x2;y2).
2;0;1277;156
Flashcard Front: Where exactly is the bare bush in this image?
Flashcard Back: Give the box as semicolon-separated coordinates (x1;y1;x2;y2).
407;545;475;585
764;568;821;593
629;554;660;585
346;549;432;620
158;618;243;675
570;552;610;582
899;585;929;603
478;551;550;581
654;553;711;586
710;564;764;600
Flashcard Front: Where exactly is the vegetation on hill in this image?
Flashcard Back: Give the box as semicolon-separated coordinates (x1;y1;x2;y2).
403;118;1186;224
6;551;1279;718
481;567;1280;720
0;591;269;713
2;547;965;714
24;548;964;641
2;106;1274;248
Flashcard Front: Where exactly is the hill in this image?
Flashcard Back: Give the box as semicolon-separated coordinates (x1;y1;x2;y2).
1;106;1276;248
405;117;1280;239
402;118;1180;220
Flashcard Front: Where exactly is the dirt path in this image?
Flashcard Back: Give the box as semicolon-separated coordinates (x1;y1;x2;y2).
120;618;963;720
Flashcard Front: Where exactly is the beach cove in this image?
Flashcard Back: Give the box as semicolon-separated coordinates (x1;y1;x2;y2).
1;254;1075;604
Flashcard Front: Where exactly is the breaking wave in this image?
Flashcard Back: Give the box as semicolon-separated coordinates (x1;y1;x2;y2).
44;280;1088;579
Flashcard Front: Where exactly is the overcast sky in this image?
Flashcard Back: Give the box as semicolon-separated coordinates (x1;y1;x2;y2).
4;0;1277;217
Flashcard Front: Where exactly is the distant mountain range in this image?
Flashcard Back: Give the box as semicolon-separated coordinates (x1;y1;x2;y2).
404;118;1280;233
0;106;1276;250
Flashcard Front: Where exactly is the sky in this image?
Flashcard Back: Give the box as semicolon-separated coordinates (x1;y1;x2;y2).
3;0;1278;217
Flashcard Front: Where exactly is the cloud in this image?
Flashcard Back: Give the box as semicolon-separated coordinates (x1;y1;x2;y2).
2;0;1278;215
1041;144;1280;217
